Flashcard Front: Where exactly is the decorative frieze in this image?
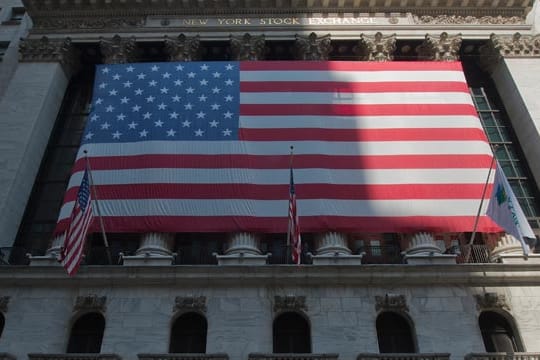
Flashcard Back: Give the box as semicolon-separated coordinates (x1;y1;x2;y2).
274;295;307;313
99;35;138;64
478;33;540;73
355;32;396;62
0;296;9;313
74;295;107;312
414;15;525;25
19;36;79;76
32;16;145;30
474;292;511;312
230;33;266;61
417;32;462;61
295;32;331;60
173;296;207;313
164;34;201;61
375;293;408;313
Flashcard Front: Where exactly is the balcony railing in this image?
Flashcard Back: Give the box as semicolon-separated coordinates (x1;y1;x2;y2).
358;245;403;264
28;354;121;360
465;353;540;360
449;245;492;264
357;353;450;360
138;354;229;360
0;247;32;265
249;354;339;360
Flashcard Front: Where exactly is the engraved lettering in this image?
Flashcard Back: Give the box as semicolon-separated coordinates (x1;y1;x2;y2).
198;19;209;24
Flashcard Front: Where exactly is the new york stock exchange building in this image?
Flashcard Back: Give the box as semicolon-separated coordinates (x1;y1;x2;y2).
1;0;540;359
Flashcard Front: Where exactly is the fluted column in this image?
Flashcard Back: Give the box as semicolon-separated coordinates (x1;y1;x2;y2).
215;232;269;265
164;34;201;61
310;232;363;265
99;34;137;64
123;232;175;266
417;32;462;61
230;33;265;60
490;234;536;263
294;32;331;60
354;32;396;61
403;232;456;264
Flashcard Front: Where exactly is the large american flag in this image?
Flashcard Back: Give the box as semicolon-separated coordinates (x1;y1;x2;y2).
55;61;500;235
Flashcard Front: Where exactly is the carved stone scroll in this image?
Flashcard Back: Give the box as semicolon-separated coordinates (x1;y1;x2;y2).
375;294;409;313
274;295;307;313
230;33;266;61
73;295;107;312
99;35;137;64
417;32;462;61
475;293;511;312
19;36;80;76
164;34;201;61
295;33;331;60
355;32;396;62
0;296;9;313
174;296;207;313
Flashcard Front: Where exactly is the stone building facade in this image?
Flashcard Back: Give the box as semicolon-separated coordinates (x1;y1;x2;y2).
1;0;540;360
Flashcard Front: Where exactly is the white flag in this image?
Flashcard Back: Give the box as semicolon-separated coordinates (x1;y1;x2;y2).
486;162;535;256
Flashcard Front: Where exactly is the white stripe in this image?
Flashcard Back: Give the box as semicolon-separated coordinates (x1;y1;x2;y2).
240;70;466;83
66;168;491;189
58;198;490;221
78;140;492;158
240;92;473;105
240;115;483;129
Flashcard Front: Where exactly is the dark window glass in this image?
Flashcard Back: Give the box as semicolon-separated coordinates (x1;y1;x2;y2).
479;312;520;352
376;312;416;353
67;313;105;353
273;312;311;353
0;312;5;338
169;312;207;353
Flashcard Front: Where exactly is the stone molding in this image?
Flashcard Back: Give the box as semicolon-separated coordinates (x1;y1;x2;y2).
478;33;540;72
99;35;138;64
295;33;332;60
139;354;229;360
19;36;80;76
73;295;107;312
28;354;121;360
249;354;338;360
375;293;409;313
164;34;201;61
413;15;525;25
274;295;307;313
230;33;266;61
417;32;462;61
0;296;9;313
31;16;145;30
474;292;511;312
355;32;396;62
173;296;207;313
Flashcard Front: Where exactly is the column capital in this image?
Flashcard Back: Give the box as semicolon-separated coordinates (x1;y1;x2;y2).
230;33;266;61
295;32;332;60
99;34;138;64
355;32;396;61
19;36;80;77
417;32;462;61
164;34;201;61
478;33;540;73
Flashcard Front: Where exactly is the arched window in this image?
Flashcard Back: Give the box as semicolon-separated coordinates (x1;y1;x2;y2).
67;313;105;353
273;312;311;353
376;312;416;353
479;311;522;352
0;312;5;339
169;312;207;353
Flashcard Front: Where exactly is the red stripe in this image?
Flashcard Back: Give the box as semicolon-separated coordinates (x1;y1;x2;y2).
240;104;478;116
63;183;494;203
240;61;464;72
55;214;500;234
240;81;469;93
72;154;494;172
240;128;488;142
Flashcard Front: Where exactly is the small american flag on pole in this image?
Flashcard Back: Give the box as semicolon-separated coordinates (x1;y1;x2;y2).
60;162;94;276
288;159;301;265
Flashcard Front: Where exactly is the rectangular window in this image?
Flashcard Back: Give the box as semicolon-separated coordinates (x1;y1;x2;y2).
2;7;25;24
0;42;8;61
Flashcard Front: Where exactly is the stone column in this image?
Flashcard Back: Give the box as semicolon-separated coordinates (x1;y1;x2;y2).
215;232;269;265
164;34;201;61
294;32;332;60
123;233;175;266
478;33;540;190
0;36;79;249
230;33;266;60
403;232;456;264
354;32;396;61
417;32;462;61
490;234;539;263
309;232;363;265
99;34;137;64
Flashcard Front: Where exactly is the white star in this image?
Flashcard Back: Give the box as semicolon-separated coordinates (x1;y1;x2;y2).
120;97;130;104
196;111;206;119
222;128;232;136
209;120;219;127
139;129;148;137
123;81;132;88
169;112;179;119
225;64;234;70
132;105;141;112
109;89;118;96
174;80;183;86
186;87;194;94
162;72;171;79
175;64;184;71
90;114;99;121
211;103;221;110
225;79;234;86
172;95;181;102
95;98;103;105
137;73;146;80
167;128;176;136
106;105;115;112
113;74;121;80
126;66;135;72
160;87;169;94
112;131;122;139
151;65;159;72
200;79;208;86
201;64;209;70
223;111;233;119
146;96;155;103
212;72;221;78
101;67;110;74
143;112;152;119
158;103;167;110
198;94;207;102
182;120;191;127
184;103;193;110
117;113;126;121
224;95;233;102
84;132;94;140
212;87;221;94
128;122;138;129
154;120;164;127
194;129;204;136
187;72;196;78
149;80;157;87
99;82;107;89
135;88;143;95
101;122;111;130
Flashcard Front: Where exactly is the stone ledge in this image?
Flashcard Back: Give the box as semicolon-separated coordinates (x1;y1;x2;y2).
249;354;338;360
357;354;450;360
138;354;229;360
28;354;121;360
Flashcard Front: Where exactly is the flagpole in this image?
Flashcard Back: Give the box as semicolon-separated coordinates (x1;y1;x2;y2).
286;146;294;265
84;150;113;265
